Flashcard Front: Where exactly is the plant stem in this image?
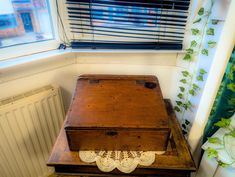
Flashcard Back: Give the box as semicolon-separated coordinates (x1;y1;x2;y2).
180;0;215;128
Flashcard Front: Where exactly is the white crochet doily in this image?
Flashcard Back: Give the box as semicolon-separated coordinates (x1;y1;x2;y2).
79;150;165;173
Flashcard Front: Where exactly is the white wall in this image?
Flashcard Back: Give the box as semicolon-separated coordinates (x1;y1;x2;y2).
0;52;181;112
75;52;180;100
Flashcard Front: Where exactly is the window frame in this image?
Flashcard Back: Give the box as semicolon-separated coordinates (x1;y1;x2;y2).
0;0;61;61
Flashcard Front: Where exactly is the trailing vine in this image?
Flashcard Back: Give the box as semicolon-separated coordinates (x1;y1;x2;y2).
205;117;235;167
174;0;220;135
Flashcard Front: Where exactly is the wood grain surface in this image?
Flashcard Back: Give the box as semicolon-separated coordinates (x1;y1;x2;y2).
64;75;170;151
65;75;168;128
47;100;196;177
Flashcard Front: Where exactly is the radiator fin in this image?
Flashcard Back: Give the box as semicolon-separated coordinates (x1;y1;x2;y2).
0;85;65;177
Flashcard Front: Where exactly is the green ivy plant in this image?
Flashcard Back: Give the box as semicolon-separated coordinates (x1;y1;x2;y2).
205;118;235;167
174;0;220;135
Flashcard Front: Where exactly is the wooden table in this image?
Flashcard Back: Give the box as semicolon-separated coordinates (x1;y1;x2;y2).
47;100;196;177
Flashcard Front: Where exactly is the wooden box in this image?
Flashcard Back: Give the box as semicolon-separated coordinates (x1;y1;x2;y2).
48;100;196;177
64;75;170;151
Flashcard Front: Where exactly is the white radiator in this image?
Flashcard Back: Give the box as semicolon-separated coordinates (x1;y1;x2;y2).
0;85;65;177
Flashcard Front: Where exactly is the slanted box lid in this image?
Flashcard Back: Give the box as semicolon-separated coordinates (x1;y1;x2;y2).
65;75;169;130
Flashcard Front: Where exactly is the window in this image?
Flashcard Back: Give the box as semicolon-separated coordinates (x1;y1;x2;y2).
0;14;18;30
66;0;190;50
0;0;54;49
91;6;159;27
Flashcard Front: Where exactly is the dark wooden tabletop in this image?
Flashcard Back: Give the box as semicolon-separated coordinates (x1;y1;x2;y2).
47;99;196;177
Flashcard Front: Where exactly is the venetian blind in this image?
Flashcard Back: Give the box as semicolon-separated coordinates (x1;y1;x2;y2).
66;0;190;49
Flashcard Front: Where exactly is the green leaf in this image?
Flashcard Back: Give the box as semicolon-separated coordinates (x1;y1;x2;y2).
192;83;199;90
177;93;183;99
214;118;231;128
174;106;181;112
182;70;190;77
187;101;192;107
189;89;196;96
182;104;188;110
176;100;183;106
196;75;204;81
227;83;235;92
218;161;229;167
182;101;192;110
180;79;187;84
208;41;217;48
228;98;235;105
182;129;187;135
206;147;218;158
198;8;204;15
193;18;201;24
212;19;219;25
201;49;209;56
185;119;190;125
228;70;234;80
208;137;222;144
227;130;235;137
231;65;235;72
199;68;207;75
183;53;192;61
179;86;185;92
192;28;200;35
186;48;194;54
207;28;215;35
190;40;197;48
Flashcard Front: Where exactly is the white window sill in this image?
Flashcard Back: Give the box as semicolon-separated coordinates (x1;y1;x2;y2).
0;49;72;70
0;48;186;83
0;48;186;70
0;49;76;83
